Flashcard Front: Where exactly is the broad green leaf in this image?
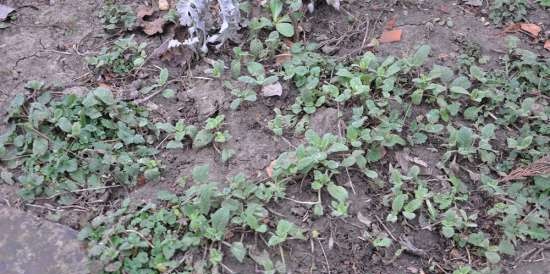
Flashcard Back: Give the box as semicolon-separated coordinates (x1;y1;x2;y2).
159;68;169;85
192;165;209;183
410;45;431;67
221;148;236;162
373;235;392;247
327;183;348;203
57;117;72;133
166;140;183;149
0;170;14;185
211;207;231;235
247;62;265;77
469;65;487;82
230;242;247;263
276;22;294;37
484;251;500;264
193;129;213;148
162;89;175;98
456;127;474;149
270;0;283;19
93;88;115;105
32;138;48;156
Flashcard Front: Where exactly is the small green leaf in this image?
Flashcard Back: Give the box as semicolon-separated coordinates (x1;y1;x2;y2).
162;89;175;98
270;0;283;19
1;170;14;185
484;251;500;264
373;235;392;247
93;87;115;105
193;129;213;148
32;138;48;156
57;117;72;132
230;242;247;263
327;183;348;203
159;68;169;85
410;45;431;67
221;148;236;163
166;140;183;149
192;165;209;183
247;62;265;77
276;22;294;37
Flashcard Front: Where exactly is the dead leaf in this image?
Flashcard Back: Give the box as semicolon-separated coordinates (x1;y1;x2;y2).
520;23;541;38
275;52;292;66
357;212;372;227
137;5;155;20
262;82;283;97
0;4;15;21
503;23;521;33
379;29;402;43
395;151;410;171
265;160;276;177
143;18;166;36
408;156;428;168
545;40;550;51
159;0;169;11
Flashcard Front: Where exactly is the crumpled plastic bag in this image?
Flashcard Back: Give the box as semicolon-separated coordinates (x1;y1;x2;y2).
176;0;241;53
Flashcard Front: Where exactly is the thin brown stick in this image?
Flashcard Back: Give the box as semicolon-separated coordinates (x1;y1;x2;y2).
317;239;331;274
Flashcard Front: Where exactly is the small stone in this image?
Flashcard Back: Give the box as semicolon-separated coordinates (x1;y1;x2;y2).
158;0;169;11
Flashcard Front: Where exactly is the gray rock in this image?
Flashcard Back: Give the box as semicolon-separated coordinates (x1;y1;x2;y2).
310;107;340;136
0;206;88;274
186;81;226;118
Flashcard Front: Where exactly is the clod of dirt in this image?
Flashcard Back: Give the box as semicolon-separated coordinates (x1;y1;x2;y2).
545;40;550;51
62;86;88;97
142;17;166;35
0;4;14;21
186;81;226;118
310;107;340;136
0;207;88;274
321;44;339;55
137;5;155;19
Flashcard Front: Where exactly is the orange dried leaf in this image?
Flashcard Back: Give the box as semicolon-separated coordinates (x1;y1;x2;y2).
265;160;276;177
502;23;521;33
520;23;541;38
544;40;550;51
275;52;292;66
379;29;402;43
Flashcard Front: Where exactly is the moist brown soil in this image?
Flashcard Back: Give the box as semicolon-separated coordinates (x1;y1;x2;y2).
0;0;549;274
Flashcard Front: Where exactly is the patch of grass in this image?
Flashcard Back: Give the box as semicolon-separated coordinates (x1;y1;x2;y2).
155;114;235;162
0;85;159;203
489;0;529;24
67;1;550;272
86;36;146;75
79;165;304;274
99;1;136;33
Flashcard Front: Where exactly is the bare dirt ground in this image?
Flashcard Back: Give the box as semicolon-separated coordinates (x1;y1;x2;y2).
0;0;549;274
